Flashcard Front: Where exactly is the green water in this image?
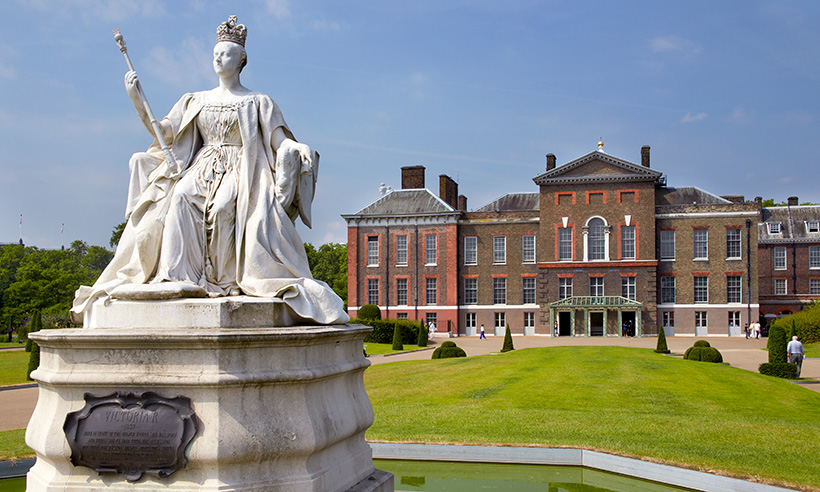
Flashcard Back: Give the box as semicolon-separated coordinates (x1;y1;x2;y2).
375;460;696;492
0;477;23;492
1;462;697;491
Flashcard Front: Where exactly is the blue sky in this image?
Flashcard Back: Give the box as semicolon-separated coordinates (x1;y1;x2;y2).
2;0;819;250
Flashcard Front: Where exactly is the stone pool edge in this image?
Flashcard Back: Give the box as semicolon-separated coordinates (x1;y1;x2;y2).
370;442;792;492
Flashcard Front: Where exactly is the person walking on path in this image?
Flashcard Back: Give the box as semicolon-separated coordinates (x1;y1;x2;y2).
787;335;805;378
745;323;750;339
429;321;436;339
479;324;486;339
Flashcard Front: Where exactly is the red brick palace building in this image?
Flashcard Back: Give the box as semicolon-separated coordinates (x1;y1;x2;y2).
342;144;820;337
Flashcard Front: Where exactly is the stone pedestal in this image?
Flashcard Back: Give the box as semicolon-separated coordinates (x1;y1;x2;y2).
26;297;393;491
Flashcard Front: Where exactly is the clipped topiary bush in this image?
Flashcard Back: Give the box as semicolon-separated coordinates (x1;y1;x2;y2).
684;345;723;363
500;325;514;353
759;362;798;379
391;325;403;351
770;302;820;343
655;325;670;354
417;321;428;347
693;340;711;348
25;310;42;353
358;304;381;321
432;340;466;359
767;325;788;363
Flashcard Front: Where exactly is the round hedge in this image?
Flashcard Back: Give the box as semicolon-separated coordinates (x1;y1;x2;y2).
358;304;381;320
432;341;466;359
684;346;723;363
693;340;711;348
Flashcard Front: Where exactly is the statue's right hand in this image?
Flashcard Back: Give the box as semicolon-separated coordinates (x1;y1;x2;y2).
124;70;139;97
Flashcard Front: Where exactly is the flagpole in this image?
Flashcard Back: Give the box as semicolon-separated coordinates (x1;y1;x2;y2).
19;214;22;245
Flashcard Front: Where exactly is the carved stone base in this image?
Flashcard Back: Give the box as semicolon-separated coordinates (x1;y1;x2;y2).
26;299;392;491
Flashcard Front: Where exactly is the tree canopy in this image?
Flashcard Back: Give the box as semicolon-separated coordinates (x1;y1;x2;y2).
304;242;347;306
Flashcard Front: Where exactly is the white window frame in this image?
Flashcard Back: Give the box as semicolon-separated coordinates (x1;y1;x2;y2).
660;230;675;260
662;311;674;328
522;277;536;304
693;229;708;260
464;277;477;305
807;221;820;234
558;227;573;261
774;246;787;270
559;277;573;300
621;276;636;300
367;236;379;266
367;278;379;305
660;276;676;304
809;278;820;295
466;312;476;330
587;218;608;261
493;236;506;264
694;276;709;303
522;235;536;264
729;311;741;328
590;277;604;297
767;222;782;235
695;311;707;328
425;277;437;305
774;278;787;295
494;312;506;332
621;226;635;260
524;312;535;329
464;236;477;265
726;229;741;259
810;245;820;269
425;234;437;266
493;277;507;305
395;234;408;266
727;275;742;304
396;278;408;306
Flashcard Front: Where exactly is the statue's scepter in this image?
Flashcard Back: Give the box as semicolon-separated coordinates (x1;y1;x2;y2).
113;29;181;174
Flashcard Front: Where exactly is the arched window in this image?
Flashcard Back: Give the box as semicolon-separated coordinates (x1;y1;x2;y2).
588;218;606;260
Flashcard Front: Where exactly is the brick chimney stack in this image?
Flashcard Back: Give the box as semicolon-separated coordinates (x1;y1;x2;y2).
641;145;650;168
546;153;556;171
439;174;458;209
458;195;468;212
401;165;425;189
788;196;799;206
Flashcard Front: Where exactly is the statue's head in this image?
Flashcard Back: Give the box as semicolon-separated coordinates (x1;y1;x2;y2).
215;15;247;73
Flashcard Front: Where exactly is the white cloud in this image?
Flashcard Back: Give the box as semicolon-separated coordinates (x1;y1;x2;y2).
146;37;214;90
650;35;702;57
264;0;292;19
680;112;708;123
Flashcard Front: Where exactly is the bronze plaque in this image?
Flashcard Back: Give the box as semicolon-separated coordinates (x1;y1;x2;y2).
63;392;198;481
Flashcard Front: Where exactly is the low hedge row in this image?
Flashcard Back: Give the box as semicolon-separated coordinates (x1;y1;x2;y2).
759;362;798;379
351;318;422;345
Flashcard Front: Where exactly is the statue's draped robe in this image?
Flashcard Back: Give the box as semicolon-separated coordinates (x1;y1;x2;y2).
72;91;349;325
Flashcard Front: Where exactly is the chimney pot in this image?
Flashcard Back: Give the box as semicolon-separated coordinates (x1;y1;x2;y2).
641;145;650;168
439;174;458;209
401;165;425;189
546;153;556;171
788;196;799;206
458;194;467;212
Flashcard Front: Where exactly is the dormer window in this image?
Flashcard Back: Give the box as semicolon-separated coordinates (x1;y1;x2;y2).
806;221;820;234
767;222;782;235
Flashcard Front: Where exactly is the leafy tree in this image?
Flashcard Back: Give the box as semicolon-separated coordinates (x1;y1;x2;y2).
304;242;348;305
0;244;25;324
761;198;818;207
501;324;515;352
110;221;127;249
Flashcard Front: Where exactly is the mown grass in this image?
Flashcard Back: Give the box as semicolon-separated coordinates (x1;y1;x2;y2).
805;342;820;359
0;350;30;386
0;429;33;461
364;342;428;356
365;346;820;490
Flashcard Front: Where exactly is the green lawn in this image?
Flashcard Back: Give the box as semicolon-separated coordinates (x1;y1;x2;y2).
0;350;30;386
364;342;429;356
805;342;820;359
365;346;820;490
0;429;33;461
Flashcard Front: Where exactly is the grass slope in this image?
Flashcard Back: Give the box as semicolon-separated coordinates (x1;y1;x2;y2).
0;350;31;386
365;346;820;490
